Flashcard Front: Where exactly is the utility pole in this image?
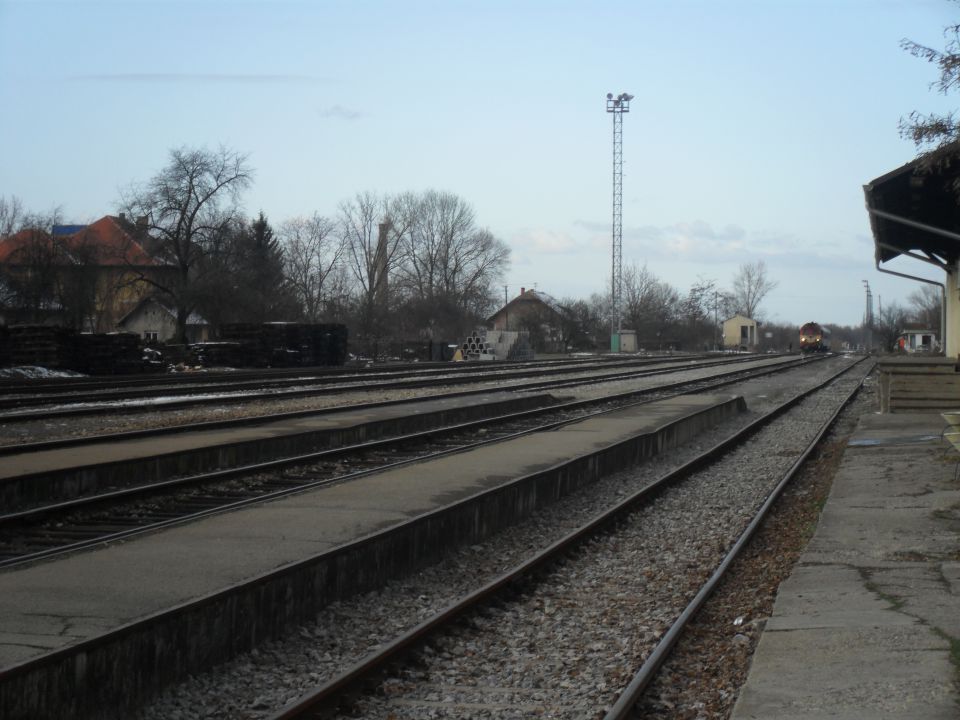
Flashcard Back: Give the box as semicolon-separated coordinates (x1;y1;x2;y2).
606;91;633;352
503;285;509;330
714;290;719;350
862;280;873;352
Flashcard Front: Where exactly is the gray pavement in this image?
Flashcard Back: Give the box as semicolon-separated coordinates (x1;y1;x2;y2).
731;412;960;719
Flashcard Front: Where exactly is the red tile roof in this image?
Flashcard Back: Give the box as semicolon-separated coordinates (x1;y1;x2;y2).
0;229;56;263
68;216;155;266
0;216;156;266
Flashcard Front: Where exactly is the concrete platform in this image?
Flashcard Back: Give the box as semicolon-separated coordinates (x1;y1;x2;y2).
731;412;960;719
0;390;557;509
0;392;744;720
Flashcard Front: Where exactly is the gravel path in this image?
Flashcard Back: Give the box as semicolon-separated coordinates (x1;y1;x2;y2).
134;357;869;720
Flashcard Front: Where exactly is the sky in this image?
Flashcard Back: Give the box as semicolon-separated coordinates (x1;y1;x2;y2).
1;0;957;328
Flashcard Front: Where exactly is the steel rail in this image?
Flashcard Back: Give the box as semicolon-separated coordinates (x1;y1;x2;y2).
266;357;871;720
0;354;771;421
602;359;874;719
0;356;624;394
0;355;825;569
0;354;667;407
0;358;753;423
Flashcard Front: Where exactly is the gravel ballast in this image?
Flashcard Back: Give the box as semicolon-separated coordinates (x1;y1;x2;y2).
132;358;871;719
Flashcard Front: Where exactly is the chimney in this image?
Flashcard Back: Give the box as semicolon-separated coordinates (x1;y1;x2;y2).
119;212;126;221
521;287;525;295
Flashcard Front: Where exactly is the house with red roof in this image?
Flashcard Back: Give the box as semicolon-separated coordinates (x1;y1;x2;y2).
0;215;166;331
487;288;578;353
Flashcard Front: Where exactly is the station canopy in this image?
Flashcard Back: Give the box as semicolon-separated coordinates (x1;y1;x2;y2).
863;142;960;269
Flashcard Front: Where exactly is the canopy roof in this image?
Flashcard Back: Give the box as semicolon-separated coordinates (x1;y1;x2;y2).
863;144;960;268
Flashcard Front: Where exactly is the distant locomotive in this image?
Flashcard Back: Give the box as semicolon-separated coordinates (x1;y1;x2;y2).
799;322;831;353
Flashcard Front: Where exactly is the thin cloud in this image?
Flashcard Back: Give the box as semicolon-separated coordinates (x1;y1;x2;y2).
68;73;326;84
626;221;783;260
510;228;581;254
318;105;363;121
577;217;863;270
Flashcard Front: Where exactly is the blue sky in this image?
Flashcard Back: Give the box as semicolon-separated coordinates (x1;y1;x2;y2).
1;0;956;327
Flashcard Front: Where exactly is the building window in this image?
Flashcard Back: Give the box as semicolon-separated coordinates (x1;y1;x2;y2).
144;331;158;342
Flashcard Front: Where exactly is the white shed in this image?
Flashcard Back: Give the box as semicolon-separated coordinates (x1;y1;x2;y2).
117;296;209;344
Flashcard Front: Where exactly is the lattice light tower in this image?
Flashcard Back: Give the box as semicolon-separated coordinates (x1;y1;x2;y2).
607;92;633;351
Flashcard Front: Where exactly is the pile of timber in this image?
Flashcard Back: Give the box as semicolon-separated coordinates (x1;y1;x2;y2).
189;342;246;368
72;333;143;375
6;325;74;369
2;326;146;374
214;323;348;368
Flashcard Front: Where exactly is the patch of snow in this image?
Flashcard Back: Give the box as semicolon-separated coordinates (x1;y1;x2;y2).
0;366;87;380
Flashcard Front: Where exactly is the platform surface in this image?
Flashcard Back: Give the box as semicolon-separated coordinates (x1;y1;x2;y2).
731;412;960;719
0;392;739;669
0;390;546;479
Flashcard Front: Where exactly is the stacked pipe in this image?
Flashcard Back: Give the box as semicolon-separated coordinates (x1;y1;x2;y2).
458;329;534;362
459;330;495;360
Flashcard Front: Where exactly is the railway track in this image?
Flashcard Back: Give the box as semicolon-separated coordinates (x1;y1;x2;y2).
0;356;796;455
0;355;710;415
0;354;779;425
143;356;870;720
0;354;825;568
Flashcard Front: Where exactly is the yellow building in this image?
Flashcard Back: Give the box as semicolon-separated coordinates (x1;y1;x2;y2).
722;314;758;351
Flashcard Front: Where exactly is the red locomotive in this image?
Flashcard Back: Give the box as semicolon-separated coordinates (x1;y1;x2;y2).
799;321;831;353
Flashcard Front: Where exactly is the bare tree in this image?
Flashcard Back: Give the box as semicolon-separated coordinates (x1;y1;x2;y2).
730;260;778;319
556;297;601;351
120;145;253;343
900;12;960;152
875;301;909;352
397;190;510;339
0;195;64;237
677;276;731;349
0;195;26;237
0;204;84;325
281;213;347;322
621;263;680;346
907;284;943;330
1;229;62;323
339;191;416;352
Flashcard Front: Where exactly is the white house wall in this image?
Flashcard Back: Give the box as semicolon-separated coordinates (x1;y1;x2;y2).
947;264;960;358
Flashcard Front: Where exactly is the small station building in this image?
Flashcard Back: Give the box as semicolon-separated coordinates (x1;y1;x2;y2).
722;314;758;351
864;142;960;411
